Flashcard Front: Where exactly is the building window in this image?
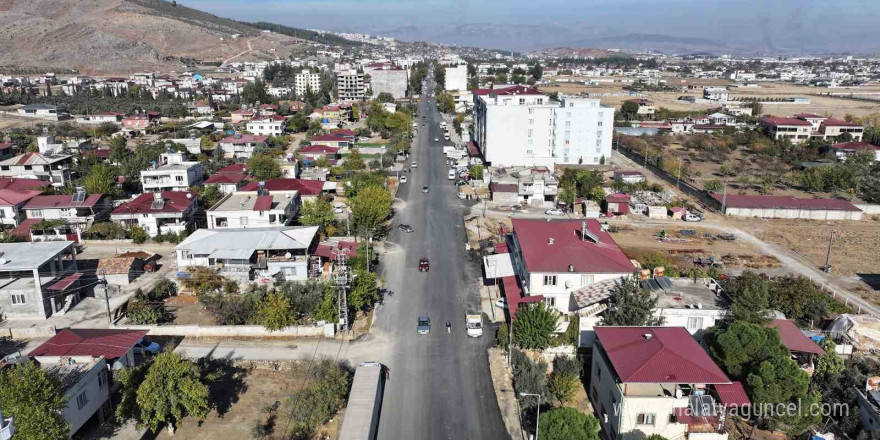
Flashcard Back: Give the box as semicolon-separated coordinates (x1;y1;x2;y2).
565;121;571;127
528;129;533;138
175;175;184;182
543;275;557;286
537;99;543;105
98;370;107;388
76;391;88;410
545;297;556;307
581;274;594;286
529;119;534;125
180;250;192;259
598;121;603;126
528;108;534;115
30;209;43;218
11;294;25;305
687;317;704;331
636;413;656;425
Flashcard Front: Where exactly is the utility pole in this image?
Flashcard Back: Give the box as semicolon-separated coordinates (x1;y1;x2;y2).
824;230;834;273
721;181;728;213
676;160;682;188
98;275;111;324
333;247;350;330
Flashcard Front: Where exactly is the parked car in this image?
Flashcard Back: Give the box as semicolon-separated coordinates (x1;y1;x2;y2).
510;205;522;211
411;161;418;168
422;186;429;193
398;224;414;233
457;192;467;199
334;204;345;213
494;298;508;309
417;316;431;335
134;338;160;355
545;208;565;216
684;213;702;222
418;258;430;272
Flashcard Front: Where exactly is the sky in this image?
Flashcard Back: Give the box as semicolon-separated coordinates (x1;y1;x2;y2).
182;0;880;54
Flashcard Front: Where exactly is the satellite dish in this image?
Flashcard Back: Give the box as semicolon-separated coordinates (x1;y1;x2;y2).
0;258;8;265
285;252;292;259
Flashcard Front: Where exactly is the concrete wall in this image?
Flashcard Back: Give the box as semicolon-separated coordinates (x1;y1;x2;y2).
855;204;880;215
115;323;330;337
0;325;56;338
724;206;863;221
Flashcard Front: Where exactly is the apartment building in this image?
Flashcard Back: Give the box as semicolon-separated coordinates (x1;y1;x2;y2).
590;327;749;440
294;69;322;97
337;70;366;102
0;241;79;319
110;191;198;237
367;65;408;99
140;151;204;192
758;117;812;144
0;189;43;227
0;152;73;186
20;189;113;240
246;116;286;137
207;189;300;229
473;87;612;169
218;134;269;159
444;64;468;92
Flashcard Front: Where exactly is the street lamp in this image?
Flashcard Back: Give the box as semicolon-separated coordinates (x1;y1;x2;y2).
519;392;542;440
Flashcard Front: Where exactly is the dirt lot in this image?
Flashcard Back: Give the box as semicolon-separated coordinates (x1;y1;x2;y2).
166;295;217;326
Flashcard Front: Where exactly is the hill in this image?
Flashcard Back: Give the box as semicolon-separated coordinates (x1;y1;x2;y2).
0;0;342;74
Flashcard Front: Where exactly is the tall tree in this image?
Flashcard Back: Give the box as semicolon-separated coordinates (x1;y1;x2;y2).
512;302;558;349
246;154;282;180
258;292;294;330
0;362;69;440
601;275;662;326
539;407;600;440
726;271;771;324
82;163;117;195
136;351;210;434
299;198;336;236
350;185;392;232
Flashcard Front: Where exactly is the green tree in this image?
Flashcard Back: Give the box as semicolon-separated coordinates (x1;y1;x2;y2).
350;185;393;232
726;271;770;324
82;163;117;194
706;321;788;378
116;360;150;424
136;351;210;434
814;339;845;376
469;165;484;180
344;148;366;171
495;323;510;350
240;79;271;105
512;303;558;349
299;198;336;235
621;101;640;119
0;362;69;440
703;179;723;193
284;358;353;439
767;275;827;325
376;92;395;103
192;184;224;209
247;154;282;180
349;269;379;311
601;275;662;326
549;372;579;404
539;407;600;440
258;292;294;331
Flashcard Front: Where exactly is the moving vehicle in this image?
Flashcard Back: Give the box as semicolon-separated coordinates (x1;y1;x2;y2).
417;316;431;334
448;169;456;180
400;175;407;183
440;121;447;129
545;208;565;216
444;134;450;141
466;314;483;337
134;338;160;355
411;161;417;168
422;186;429;193
398;224;414;233
434;137;439;142
338;362;386;440
418;258;429;272
684;213;703;222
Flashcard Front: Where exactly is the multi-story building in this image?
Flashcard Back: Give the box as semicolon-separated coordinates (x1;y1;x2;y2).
246;116;286;137
444;64;468;92
176;226;319;283
20;189;113;241
110;191;198;237
207;189;300;229
0;152;73;186
218;134;268;159
589;327;749;440
703;87;730;101
337;70;366;102
623;98;655;115
140;151;204;192
473;87;612;169
38;356;111;437
0;241;79;319
758;117;813;144
367;64;408;99
0;188;43;227
294;69;322;97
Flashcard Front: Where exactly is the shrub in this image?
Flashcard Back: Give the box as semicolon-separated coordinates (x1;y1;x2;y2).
512;303;558;350
495;323;510;351
129;226;148;244
83;222;128;240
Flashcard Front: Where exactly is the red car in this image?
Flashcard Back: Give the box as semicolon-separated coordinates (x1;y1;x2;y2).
418;258;429;272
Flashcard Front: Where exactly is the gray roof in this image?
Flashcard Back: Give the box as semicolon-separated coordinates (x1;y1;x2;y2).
0;241;73;270
21;103;57;111
176;226;318;257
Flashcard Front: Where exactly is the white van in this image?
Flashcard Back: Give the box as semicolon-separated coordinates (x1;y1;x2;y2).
440;121;447;129
448;169;456;180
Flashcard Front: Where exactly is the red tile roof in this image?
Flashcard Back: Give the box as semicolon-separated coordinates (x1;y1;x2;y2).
47;272;83;291
500;275;543;319
205;173;249;185
794;113;824;119
0;178;51;191
512;219;634;274
314;241;358;258
0;142;12;151
0;189;43;206
310;134;349;142
111;191;196;215
491;85;542;96
299;145;340;154
605;193;631;203
595;327;731;384
239;178;324;196
11;218;41;239
331;129;357;137
489;183;518;193
711;194;861;212
28;328;148;360
24;194;104;209
467;141;479;156
714;381;751;407
831;141;879;152
821;118;862;128
759;117;812;127
769;319;825;355
216;163;247;174
219;134;268;144
253;195;273;211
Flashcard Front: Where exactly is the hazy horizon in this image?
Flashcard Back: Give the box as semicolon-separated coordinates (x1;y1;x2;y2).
183;0;880;54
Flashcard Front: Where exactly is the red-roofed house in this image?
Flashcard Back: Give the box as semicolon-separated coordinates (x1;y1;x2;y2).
508;219;634;313
604;193;631;216
0;177;48;191
239;178;326;203
309;133;350;148
231;108;257;124
110;191;198;237
817;118;864;142
0;188;43;227
299;145;340;162
758;116;812;143
218;134;268;159
330;129;357;143
204;173;250;194
29;328;148;369
830;141;880;162
712;193;862;221
21;190;113;241
590;327;749;440
206;189;300;229
0;152;73;186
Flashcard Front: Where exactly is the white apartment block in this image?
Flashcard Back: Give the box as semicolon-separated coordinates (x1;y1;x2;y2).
473;87;612;169
368;66;408;99
444;64;468;92
246;117;286;137
294;69;322;97
140;151;204;192
207;190;300;229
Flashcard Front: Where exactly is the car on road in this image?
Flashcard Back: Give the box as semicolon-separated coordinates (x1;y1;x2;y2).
422;123;426;127
400;175;407;183
494;298;508;309
417;316;431;335
398;224;414;233
545;208;565;216
411;161;417;168
334;204;345;213
422;186;429;193
684;213;703;222
434;137;439;142
418;258;429;272
510;205;522;212
454;179;468;186
457;192;467;199
134;338;160;355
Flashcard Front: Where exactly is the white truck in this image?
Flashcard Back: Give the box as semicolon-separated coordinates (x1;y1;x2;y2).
466;314;483;337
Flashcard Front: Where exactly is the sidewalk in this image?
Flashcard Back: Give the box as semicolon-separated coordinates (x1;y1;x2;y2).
488;348;525;440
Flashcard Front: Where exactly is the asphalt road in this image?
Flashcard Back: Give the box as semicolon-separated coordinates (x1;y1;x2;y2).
370;79;510;440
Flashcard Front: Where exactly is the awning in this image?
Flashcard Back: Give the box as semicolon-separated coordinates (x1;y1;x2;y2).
483;253;515;279
714;382;751;408
48;272;84;291
501;276;544;319
209;248;254;260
